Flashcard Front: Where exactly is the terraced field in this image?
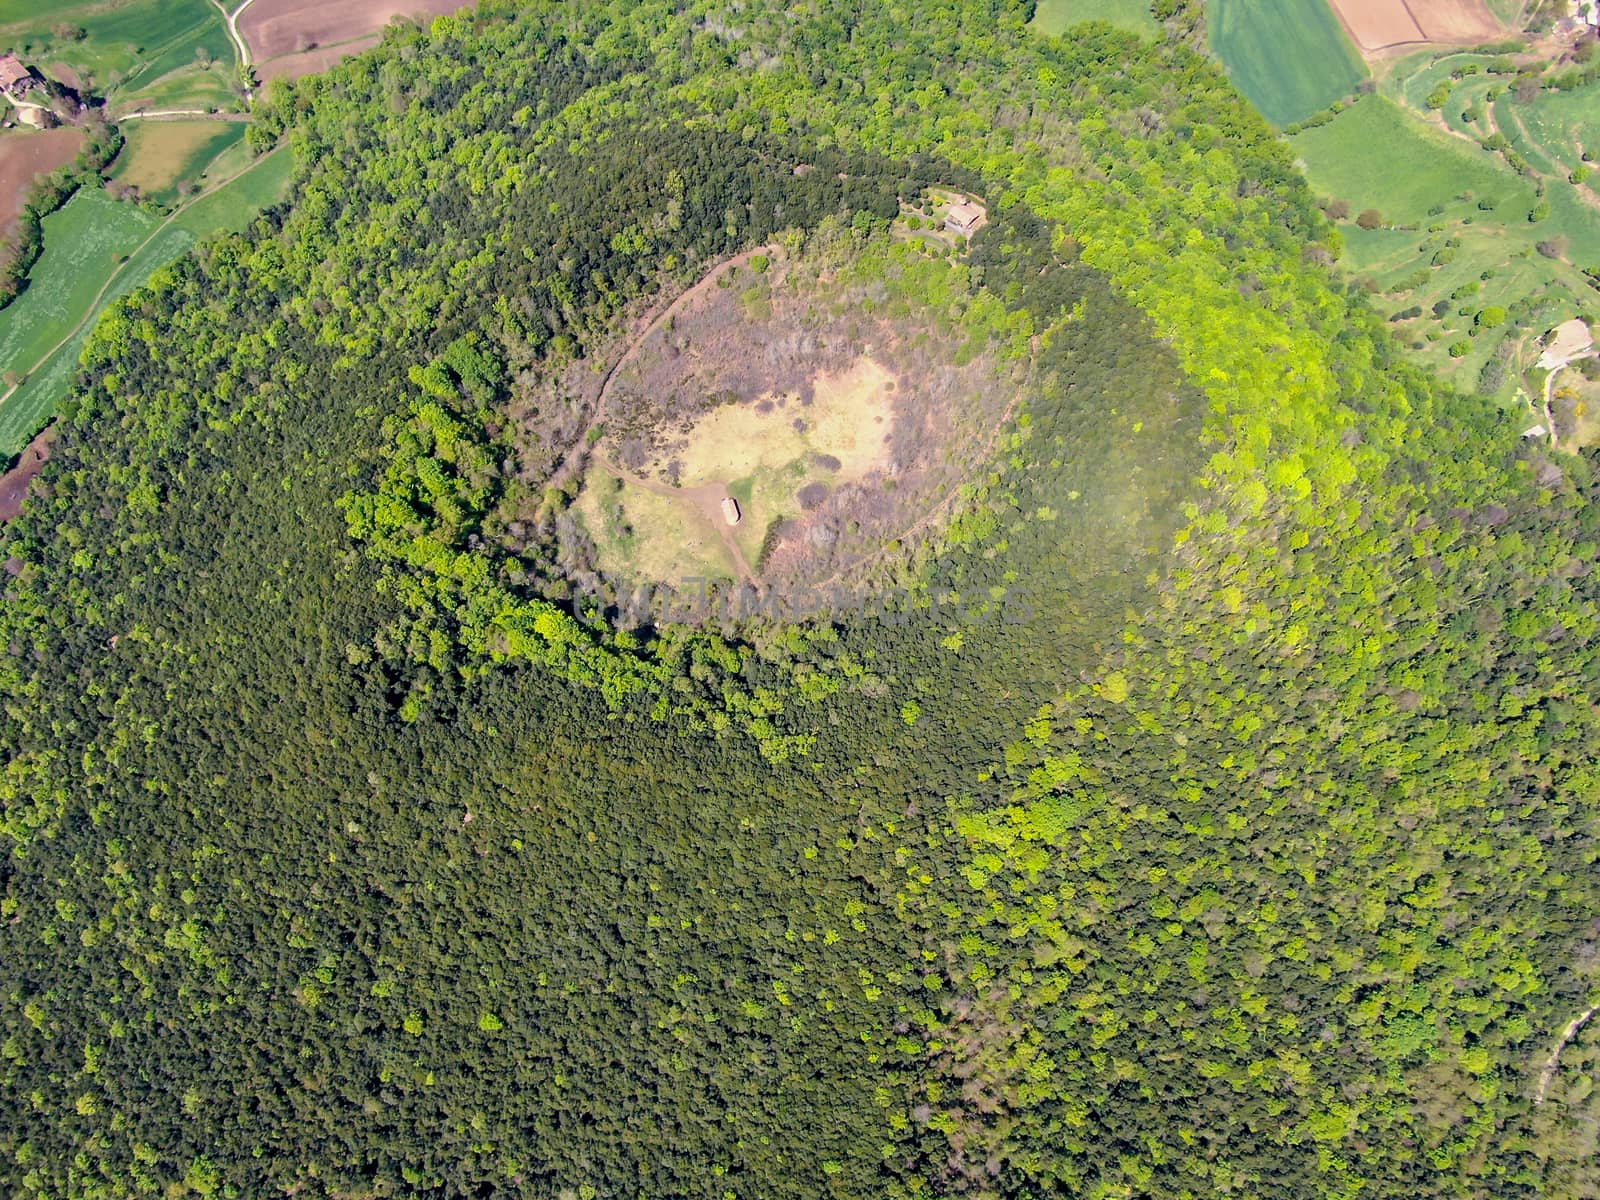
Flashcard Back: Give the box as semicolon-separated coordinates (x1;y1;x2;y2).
1290;38;1600;401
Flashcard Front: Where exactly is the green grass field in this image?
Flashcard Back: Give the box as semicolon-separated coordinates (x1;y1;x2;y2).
1030;0;1159;38
0;191;157;387
0;150;293;457
1292;97;1535;223
1209;0;1369;126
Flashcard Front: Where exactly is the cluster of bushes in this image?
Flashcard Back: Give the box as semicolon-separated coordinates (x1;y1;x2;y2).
1282;93;1364;136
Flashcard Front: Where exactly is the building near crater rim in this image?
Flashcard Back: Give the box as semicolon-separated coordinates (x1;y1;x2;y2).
944;200;986;235
0;54;35;99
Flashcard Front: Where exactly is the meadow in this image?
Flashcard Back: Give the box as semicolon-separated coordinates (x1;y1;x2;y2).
1029;0;1160;38
0;149;291;457
110;120;248;204
1208;0;1369;126
0;191;157;391
1291;95;1535;221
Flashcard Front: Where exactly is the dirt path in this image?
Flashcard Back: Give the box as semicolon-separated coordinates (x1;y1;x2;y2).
543;244;784;584
547;247;779;491
0;146;287;420
594;245;780;417
211;0;261;102
118;109;252;121
1541;364;1562;449
1536;1003;1598;1104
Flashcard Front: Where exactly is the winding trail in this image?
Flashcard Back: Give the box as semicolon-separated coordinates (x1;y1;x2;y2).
1536;1004;1598;1105
545;245;783;586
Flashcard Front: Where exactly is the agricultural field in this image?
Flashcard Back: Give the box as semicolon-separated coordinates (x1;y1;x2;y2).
0;148;291;457
109;119;247;204
0;127;84;238
1327;0;1503;56
240;0;472;82
1209;0;1369;125
1292;84;1599;399
1029;0;1160;38
0;190;156;390
1293;95;1535;219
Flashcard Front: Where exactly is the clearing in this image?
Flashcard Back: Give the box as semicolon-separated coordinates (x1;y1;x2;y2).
0;421;52;521
550;234;1030;608
108;119;247;205
1209;0;1370;126
0;127;84;241
1029;0;1160;38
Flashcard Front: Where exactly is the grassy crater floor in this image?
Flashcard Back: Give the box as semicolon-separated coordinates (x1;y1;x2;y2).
550;232;1033;608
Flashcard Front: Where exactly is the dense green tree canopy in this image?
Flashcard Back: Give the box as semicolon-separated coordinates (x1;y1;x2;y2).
3;2;1599;1198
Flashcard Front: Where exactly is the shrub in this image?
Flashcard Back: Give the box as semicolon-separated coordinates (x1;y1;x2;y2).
1448;340;1472;357
1356;208;1382;230
1476;305;1507;328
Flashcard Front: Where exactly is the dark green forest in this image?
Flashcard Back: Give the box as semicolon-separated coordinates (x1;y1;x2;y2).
3;1;1599;1197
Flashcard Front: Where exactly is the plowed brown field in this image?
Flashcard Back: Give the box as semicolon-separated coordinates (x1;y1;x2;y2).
0;128;84;240
1329;0;1501;54
240;0;472;60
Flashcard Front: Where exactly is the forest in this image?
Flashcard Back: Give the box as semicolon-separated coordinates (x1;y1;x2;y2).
2;1;1599;1198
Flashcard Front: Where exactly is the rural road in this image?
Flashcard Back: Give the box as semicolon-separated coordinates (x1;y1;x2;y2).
210;0;260;101
118;109;250;121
